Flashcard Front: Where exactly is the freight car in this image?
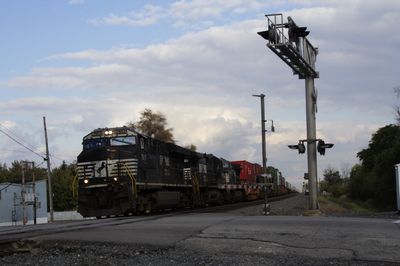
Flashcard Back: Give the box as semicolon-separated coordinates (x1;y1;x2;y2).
76;126;263;218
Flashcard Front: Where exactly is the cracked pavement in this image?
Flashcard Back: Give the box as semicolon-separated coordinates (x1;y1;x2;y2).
1;195;400;265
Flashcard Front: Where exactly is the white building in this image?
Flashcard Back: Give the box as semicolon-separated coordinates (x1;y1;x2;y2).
0;180;48;226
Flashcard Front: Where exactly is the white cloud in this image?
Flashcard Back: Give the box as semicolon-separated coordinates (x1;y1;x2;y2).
68;0;84;5
89;5;164;26
89;0;269;28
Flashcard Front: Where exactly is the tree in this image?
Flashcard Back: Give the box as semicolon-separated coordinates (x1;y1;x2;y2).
0;161;46;184
394;86;400;125
348;124;400;209
51;161;77;211
323;167;341;185
127;108;175;143
184;144;197;151
320;167;346;197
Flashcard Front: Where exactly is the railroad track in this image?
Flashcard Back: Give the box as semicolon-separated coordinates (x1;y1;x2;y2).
190;192;297;213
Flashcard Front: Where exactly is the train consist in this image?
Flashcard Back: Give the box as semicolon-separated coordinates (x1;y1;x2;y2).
77;126;292;218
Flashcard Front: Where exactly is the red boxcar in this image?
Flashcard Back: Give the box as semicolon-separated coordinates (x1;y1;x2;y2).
230;160;258;184
253;163;262;178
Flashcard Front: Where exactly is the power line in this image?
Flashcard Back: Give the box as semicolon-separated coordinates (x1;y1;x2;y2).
0;128;46;160
0;124;39;151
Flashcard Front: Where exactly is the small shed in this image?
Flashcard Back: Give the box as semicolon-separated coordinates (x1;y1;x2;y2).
0;180;48;226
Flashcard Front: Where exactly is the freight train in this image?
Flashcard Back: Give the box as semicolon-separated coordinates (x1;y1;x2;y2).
77;126;290;218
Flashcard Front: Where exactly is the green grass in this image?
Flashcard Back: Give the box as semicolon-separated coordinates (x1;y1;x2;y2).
319;196;377;214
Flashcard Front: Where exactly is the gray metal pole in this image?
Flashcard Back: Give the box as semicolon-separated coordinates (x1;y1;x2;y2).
253;94;269;215
43;116;54;222
305;77;318;210
253;94;267;175
260;94;267;175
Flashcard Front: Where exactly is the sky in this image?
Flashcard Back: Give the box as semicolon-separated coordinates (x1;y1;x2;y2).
0;0;399;190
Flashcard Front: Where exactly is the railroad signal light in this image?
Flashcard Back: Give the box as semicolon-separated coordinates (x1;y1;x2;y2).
286;16;309;53
286;17;309;41
317;140;334;156
287;17;309;38
257;25;280;44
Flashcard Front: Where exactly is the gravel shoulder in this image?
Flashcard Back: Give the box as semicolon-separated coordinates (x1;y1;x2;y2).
3;240;398;266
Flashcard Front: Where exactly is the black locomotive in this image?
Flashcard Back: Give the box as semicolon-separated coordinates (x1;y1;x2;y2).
77;126;261;218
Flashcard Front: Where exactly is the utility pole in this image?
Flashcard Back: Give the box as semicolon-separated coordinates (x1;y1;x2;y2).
258;14;320;209
31;161;37;225
21;163;26;225
43;116;54;222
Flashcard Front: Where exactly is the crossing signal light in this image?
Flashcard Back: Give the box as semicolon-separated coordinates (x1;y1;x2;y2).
317;140;334;155
288;142;306;154
298;142;306;153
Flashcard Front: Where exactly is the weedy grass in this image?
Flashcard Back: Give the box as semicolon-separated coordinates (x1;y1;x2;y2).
318;196;376;216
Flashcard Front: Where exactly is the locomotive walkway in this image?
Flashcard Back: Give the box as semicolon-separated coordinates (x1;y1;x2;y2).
1;194;400;265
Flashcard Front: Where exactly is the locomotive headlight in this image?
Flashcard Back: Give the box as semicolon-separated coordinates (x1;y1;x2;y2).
84;179;89;184
113;177;118;182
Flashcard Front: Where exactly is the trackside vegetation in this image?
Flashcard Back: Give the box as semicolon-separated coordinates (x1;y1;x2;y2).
321;124;400;211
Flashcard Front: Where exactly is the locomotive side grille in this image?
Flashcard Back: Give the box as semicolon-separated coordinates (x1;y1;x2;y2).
183;168;192;184
77;162;95;179
110;158;138;177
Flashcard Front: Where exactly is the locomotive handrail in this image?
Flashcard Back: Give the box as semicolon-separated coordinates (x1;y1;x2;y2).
121;162;137;199
191;172;201;206
192;173;200;193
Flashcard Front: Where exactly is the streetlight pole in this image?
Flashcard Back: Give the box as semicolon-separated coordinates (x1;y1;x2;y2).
253;94;270;215
253;94;267;175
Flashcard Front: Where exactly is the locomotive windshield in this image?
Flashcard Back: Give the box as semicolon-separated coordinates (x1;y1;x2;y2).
83;136;136;150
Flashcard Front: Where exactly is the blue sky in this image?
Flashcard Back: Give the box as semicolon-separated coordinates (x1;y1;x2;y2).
1;0;399;189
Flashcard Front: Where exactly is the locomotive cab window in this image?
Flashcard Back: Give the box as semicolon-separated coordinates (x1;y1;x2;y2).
83;138;110;150
110;136;136;146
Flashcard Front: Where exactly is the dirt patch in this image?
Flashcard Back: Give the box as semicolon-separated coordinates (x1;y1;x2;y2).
318;197;351;216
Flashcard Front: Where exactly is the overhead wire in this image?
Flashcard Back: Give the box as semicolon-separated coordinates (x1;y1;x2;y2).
0;123;78;168
0;127;46;161
0;124;39;151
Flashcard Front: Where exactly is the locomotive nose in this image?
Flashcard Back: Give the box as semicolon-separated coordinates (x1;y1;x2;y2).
95;161;107;177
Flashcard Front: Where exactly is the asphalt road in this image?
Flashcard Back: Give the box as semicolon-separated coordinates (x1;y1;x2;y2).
1;195;400;265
